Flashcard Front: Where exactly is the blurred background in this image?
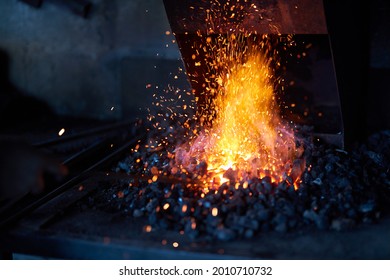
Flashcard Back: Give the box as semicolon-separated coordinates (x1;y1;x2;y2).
0;0;189;138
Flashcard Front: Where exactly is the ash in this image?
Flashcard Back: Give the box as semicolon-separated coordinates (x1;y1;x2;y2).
92;129;389;241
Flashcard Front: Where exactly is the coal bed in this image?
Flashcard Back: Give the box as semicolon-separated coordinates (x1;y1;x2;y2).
77;127;390;242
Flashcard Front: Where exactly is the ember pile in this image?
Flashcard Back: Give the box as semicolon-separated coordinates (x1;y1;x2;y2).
84;128;389;241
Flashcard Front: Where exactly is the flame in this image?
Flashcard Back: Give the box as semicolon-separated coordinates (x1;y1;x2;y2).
146;2;305;190
207;51;278;171
175;34;300;187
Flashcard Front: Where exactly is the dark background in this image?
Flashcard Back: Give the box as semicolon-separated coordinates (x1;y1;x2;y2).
324;0;390;146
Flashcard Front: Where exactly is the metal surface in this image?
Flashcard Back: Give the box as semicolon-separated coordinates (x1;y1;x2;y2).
163;0;343;147
0;120;145;229
163;0;328;34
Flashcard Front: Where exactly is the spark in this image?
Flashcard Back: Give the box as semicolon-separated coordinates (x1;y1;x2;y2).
58;128;65;136
144;225;152;233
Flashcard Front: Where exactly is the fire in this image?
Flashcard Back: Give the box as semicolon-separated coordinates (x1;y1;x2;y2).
174;34;300;188
146;2;305;190
206;49;279;174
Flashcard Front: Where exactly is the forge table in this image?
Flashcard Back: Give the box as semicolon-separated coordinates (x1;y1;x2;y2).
0;118;389;260
1;172;389;260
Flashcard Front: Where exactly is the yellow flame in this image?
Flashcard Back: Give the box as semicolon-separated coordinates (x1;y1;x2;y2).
146;3;304;190
207;52;278;173
176;34;299;187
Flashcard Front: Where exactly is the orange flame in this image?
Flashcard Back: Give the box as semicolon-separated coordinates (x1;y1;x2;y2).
175;34;299;188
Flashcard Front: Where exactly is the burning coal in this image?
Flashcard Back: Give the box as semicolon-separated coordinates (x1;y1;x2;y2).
174;34;302;189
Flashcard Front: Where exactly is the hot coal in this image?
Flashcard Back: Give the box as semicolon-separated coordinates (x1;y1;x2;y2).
86;129;389;241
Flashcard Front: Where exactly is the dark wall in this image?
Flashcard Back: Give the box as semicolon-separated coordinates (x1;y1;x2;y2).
0;0;189;121
324;0;390;146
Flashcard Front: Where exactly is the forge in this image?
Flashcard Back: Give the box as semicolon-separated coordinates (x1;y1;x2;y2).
0;0;389;260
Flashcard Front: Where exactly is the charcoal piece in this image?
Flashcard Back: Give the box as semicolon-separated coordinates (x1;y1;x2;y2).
282;200;296;217
202;200;211;208
261;181;273;194
359;200;376;213
303;209;328;229
288;218;298;229
158;219;170;230
149;182;161;193
116;203;123;211
316;215;329;230
261;222;271;232
252;183;262;194
362;216;374;224
325;163;333;173
206;215;222;227
303;209;316;221
148;211;158;226
245;195;259;206
330;218;356;231
244;229;254;239
297;183;308;199
287;184;297;198
334;177;351;189
196;161;208;176
276;181;288;192
291;159;305;181
233;216;257;231
223;168;238;182
346;208;358;219
217;184;229;195
228;185;237;194
295;145;305;158
171;184;184;198
117;161;131;173
272;213;288;233
220;204;230;214
186;229;199;240
286;176;294;186
133;209;143;218
145;198;158;213
257;191;267;202
216;228;236;241
275;197;286;209
365;151;385;167
230;196;246;215
246;219;259;231
312;178;322;186
262;176;272;184
224;212;237;228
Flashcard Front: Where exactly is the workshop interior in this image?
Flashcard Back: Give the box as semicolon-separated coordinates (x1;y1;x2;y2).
0;0;389;259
